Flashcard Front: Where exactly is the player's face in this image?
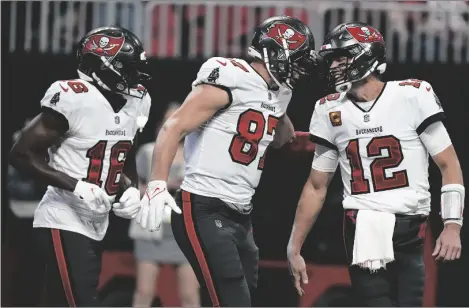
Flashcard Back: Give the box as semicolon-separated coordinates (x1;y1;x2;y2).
330;56;349;70
288;51;317;87
327;55;351;86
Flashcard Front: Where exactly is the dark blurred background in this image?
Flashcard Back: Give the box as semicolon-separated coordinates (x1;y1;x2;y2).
2;1;468;306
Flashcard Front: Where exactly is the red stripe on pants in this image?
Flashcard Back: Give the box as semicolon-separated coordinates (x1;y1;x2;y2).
182;191;220;307
51;229;76;307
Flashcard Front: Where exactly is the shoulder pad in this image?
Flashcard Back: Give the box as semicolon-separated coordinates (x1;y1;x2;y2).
40;80;81;108
395;79;436;99
315;92;346;110
396;78;431;91
40;80;89;128
193;57;249;89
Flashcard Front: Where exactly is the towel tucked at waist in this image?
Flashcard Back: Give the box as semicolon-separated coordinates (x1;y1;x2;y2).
352;210;396;272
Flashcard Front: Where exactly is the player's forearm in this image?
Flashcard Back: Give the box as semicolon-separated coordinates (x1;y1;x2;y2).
150;121;182;182
119;174;135;192
287;183;327;255
10;150;78;192
440;158;464;186
121;144;139;189
437;155;464;229
271;115;295;149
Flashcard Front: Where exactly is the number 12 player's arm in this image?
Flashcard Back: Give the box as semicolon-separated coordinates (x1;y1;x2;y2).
414;83;464;226
287;145;338;256
288;98;339;256
10;108;78;192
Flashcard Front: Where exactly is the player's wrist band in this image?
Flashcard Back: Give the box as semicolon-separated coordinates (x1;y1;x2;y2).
441;184;465;226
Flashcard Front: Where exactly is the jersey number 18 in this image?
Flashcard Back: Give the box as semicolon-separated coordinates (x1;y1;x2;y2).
83;140;132;196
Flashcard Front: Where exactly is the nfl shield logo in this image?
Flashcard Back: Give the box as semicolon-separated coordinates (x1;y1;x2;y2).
115;116;120;124
364;114;370;122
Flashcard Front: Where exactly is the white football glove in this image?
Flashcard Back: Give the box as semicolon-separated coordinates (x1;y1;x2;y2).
136;180;181;231
73;180;112;214
112;187;141;219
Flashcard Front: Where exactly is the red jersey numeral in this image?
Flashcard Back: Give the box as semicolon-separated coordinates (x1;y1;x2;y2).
84;140;133;195
346;135;409;194
398;79;422;89
67;81;89;93
229;59;249;72
228;109;280;170
319;93;341;105
257;115;280;170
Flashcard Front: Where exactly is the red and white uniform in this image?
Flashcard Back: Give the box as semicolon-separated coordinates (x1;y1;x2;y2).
309;79;447;215
181;57;292;212
33;79;151;240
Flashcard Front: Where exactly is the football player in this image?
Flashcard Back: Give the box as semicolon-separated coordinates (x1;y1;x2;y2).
9;27;151;306
287;22;464;306
136;16;320;306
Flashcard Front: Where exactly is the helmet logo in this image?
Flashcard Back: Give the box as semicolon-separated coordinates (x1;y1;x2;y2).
83;34;125;57
265;23;306;51
346;26;383;43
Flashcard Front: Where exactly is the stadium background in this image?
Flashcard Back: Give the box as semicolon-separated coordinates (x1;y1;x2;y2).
1;1;468;306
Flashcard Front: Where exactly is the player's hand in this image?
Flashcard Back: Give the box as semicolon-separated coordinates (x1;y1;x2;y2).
73;180;112;214
136;180;181;231
112;187;141;219
432;223;462;262
287;252;308;296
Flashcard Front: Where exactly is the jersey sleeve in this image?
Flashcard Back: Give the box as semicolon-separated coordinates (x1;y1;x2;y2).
312;144;339;172
413;81;445;135
309;103;338;151
40;81;77;131
192;57;237;104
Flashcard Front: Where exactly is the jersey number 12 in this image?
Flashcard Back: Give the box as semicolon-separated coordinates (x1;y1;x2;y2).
346;135;409;194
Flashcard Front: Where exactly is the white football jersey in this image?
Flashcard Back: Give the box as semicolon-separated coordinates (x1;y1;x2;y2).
33;79;151;240
181;57;292;212
309;79;444;215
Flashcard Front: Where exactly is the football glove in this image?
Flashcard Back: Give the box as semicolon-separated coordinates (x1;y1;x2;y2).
73;180;112;214
136;180;181;231
112;187;141;219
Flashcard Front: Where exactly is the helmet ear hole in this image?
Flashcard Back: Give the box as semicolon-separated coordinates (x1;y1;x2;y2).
376;63;387;74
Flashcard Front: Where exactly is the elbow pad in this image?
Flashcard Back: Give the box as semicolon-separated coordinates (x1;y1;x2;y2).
441;184;465;226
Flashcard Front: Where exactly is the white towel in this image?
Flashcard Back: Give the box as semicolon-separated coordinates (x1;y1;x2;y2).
352;210;396;272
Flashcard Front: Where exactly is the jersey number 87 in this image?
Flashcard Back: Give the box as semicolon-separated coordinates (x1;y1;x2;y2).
228;109;279;170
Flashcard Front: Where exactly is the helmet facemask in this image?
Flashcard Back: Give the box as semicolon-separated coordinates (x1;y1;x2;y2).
90;56;150;99
322;44;386;93
250;41;314;90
